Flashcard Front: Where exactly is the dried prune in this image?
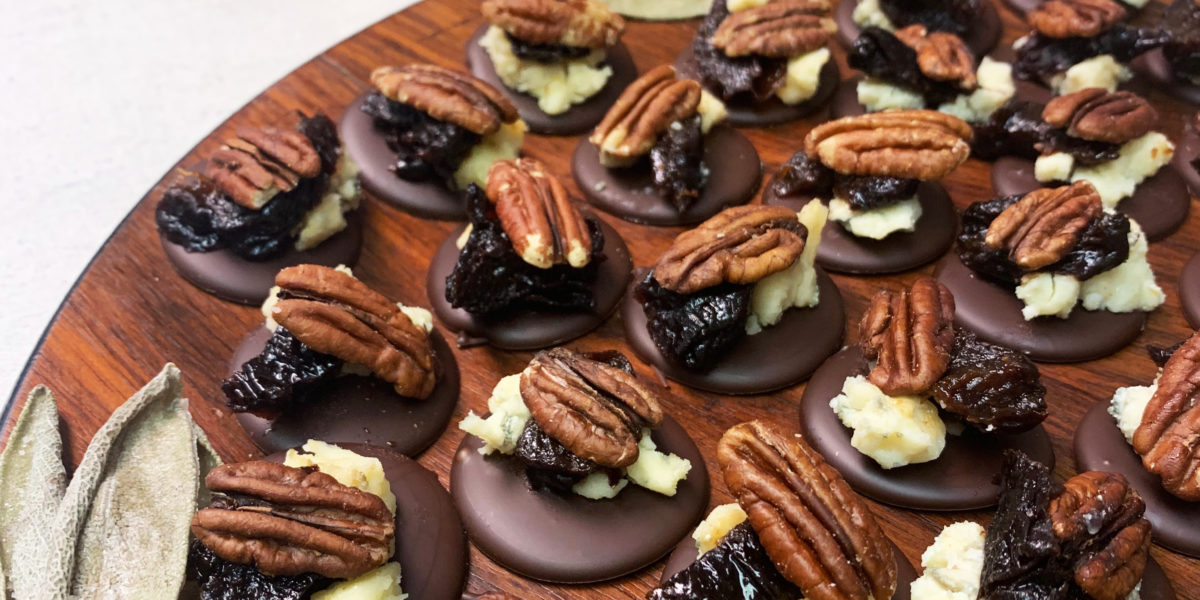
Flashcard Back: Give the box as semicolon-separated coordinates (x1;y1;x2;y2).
651;115;707;211
848;27;964;106
834;175;920;211
1013;26;1169;84
649;522;802;600
635;271;752;371
515;420;605;493
507;32;592;62
296;113;342;174
971;101;1048;160
189;540;331;600
957;195;1025;286
932;330;1047;433
771;151;835;199
361;90;481;186
692;0;787;101
878;0;976;38
221;328;343;419
1046;211;1129;280
445;185;604;316
1163;0;1200;81
1148;341;1183;368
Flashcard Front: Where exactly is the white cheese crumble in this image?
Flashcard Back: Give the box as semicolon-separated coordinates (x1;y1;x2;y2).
727;0;769;10
1109;378;1156;443
1034;152;1075;184
294;150;362;251
453;119;527;190
777;48;831;105
285;439;398;515
479;25;612;115
572;471;630;499
599;0;712;20
1068;133;1175;208
692;503;748;556
909;522;986;600
746;199;827;334
1016;272;1082;320
852;0;896;30
936;58;1016;122
1051;55;1132;94
858;77;926;112
828;194;922;240
625;430;693;496
458;374;530;455
697;89;728;134
830;375;947;469
312;562;406;600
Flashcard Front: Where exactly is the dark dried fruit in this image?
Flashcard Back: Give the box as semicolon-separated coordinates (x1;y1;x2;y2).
1163;0;1200;81
506;31;591;62
221;328;343;419
649;522;803;600
970;100;1048;160
692;0;787;101
834;175;920;211
1148;341;1183;368
445;185;604;316
189;540;331;600
361;90;481;187
1040;128;1123;166
848;27;965;107
933;330;1047;433
878;0;976;38
1013;25;1169;84
515;419;604;492
635;271;752;371
650;115;707;211
770;151;835;198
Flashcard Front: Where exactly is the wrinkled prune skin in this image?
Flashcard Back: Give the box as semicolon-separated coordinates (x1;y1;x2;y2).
515;420;605;493
1148;341;1183;368
692;0;786;101
361;90;481;186
1013;26;1170;83
1047;211;1130;279
879;0;976;38
1040;129;1122;166
771;152;835;198
155;114;339;260
971;101;1049;160
221;328;343;419
834;175;921;211
506;32;592;63
635;271;752;371
933;330;1047;433
189;540;332;600
849;27;965;106
1163;0;1200;81
445;185;604;316
958;195;1027;286
651;115;707;211
649;522;803;600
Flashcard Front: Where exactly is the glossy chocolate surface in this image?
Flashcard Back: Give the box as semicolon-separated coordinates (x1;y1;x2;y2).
1181;251;1200;329
1134;50;1200;106
1171;117;1200;197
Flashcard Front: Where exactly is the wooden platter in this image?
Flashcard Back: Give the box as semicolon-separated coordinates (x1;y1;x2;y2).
3;0;1199;597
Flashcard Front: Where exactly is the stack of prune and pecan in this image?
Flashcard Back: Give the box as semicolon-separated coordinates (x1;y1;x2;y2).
849;25;979;108
1129;331;1200;500
958;180;1131;288
771;110;971;218
361;64;519;187
156;113;347;260
981;451;1152;599
481;0;624;63
223;264;437;417
651;420;897;599
189;461;396;600
635;205;808;370
445;157;605;316
691;0;835;102
861;277;1047;432
1013;0;1168;84
589;65;720;209
1162;0;1200;83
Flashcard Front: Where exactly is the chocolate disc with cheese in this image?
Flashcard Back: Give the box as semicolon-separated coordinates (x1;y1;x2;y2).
1171;115;1200;197
832;0;1001;57
829;72;1053;121
1134;49;1200;106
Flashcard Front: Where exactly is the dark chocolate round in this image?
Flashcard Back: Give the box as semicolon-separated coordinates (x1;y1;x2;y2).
340;94;466;221
1075;400;1200;559
230;326;461;457
1133;49;1200;106
572;126;762;226
658;529;918;599
450;415;710;583
673;44;841;127
934;253;1147;363
762;181;957;275
160;210;362;306
990;157;1191;241
1171;118;1200;197
465;26;639;135
621;267;845;395
833;0;1002;58
829;72;1054;121
800;346;1055;510
266;443;469;600
1180;251;1200;329
425;215;632;350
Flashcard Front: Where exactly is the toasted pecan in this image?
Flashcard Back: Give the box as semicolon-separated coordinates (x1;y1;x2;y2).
590;65;702;162
894;25;977;90
483;0;624;48
711;0;835;58
804;110;972;180
1042;88;1157;145
860;277;956;397
370;64;518;135
1028;0;1127;38
1132;331;1200;500
487;158;593;269
985;181;1103;270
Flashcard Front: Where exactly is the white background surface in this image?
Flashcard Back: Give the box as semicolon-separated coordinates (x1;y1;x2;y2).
0;0;411;410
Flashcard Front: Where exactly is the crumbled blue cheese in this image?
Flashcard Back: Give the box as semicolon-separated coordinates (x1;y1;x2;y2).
852;0;896;30
936;58;1016;123
858;77;926;112
828;194;922;240
1051;54;1132;94
625;431;692;496
909;522;986;600
294;151;362;251
692;503;748;556
1068;133;1175;208
727;0;769;10
1015;272;1082;320
600;0;712;19
284;439;397;515
829;375;947;469
1109;378;1156;443
479;25;612;116
458;374;530;455
697;90;728;134
746;200;827;334
312;562;406;600
572;472;629;499
777;48;832;105
453;119;527;190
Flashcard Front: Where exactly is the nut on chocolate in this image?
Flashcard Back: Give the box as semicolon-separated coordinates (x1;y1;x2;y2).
590;65;702;162
1050;471;1151;600
206;125;322;210
985;181;1103;270
652;205;806;295
718;421;897;600
894;25;977;90
487;158;593;269
271;264;437;399
860;277;956;397
1132;330;1200;500
710;0;835;59
804;110;973;180
482;0;624;49
1028;0;1127;38
1042;88;1158;145
370;64;519;135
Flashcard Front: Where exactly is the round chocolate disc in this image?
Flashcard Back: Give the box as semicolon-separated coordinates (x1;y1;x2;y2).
266;443;469;600
1180;252;1200;329
658;530;918;599
990;157;1190;242
465;26;639;135
800;346;1056;510
1171;117;1200;197
1075;400;1200;559
340;94;466;221
1134;49;1200;106
673;45;840;127
230;326;461;456
934;253;1147;363
161;210;363;306
622;267;845;394
829;72;1053;121
762;181;957;275
425;215;632;350
450;415;710;583
572;126;762;226
833;0;1001;58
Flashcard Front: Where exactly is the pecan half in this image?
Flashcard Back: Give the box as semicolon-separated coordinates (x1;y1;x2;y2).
1042;88;1157;145
370;64;519;135
711;0;835;59
804;110;973;180
652;205;806;295
487;158;592;269
205;125;321;210
590;65;701;162
718;421;897;600
984;181;1103;270
1049;471;1151;600
482;0;624;48
1028;0;1127;38
894;25;977;90
1132;331;1200;501
271;265;437;399
860;277;955;397
191;461;394;579
520;348;663;468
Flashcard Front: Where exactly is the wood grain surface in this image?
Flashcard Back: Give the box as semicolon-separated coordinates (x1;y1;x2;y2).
3;0;1198;597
